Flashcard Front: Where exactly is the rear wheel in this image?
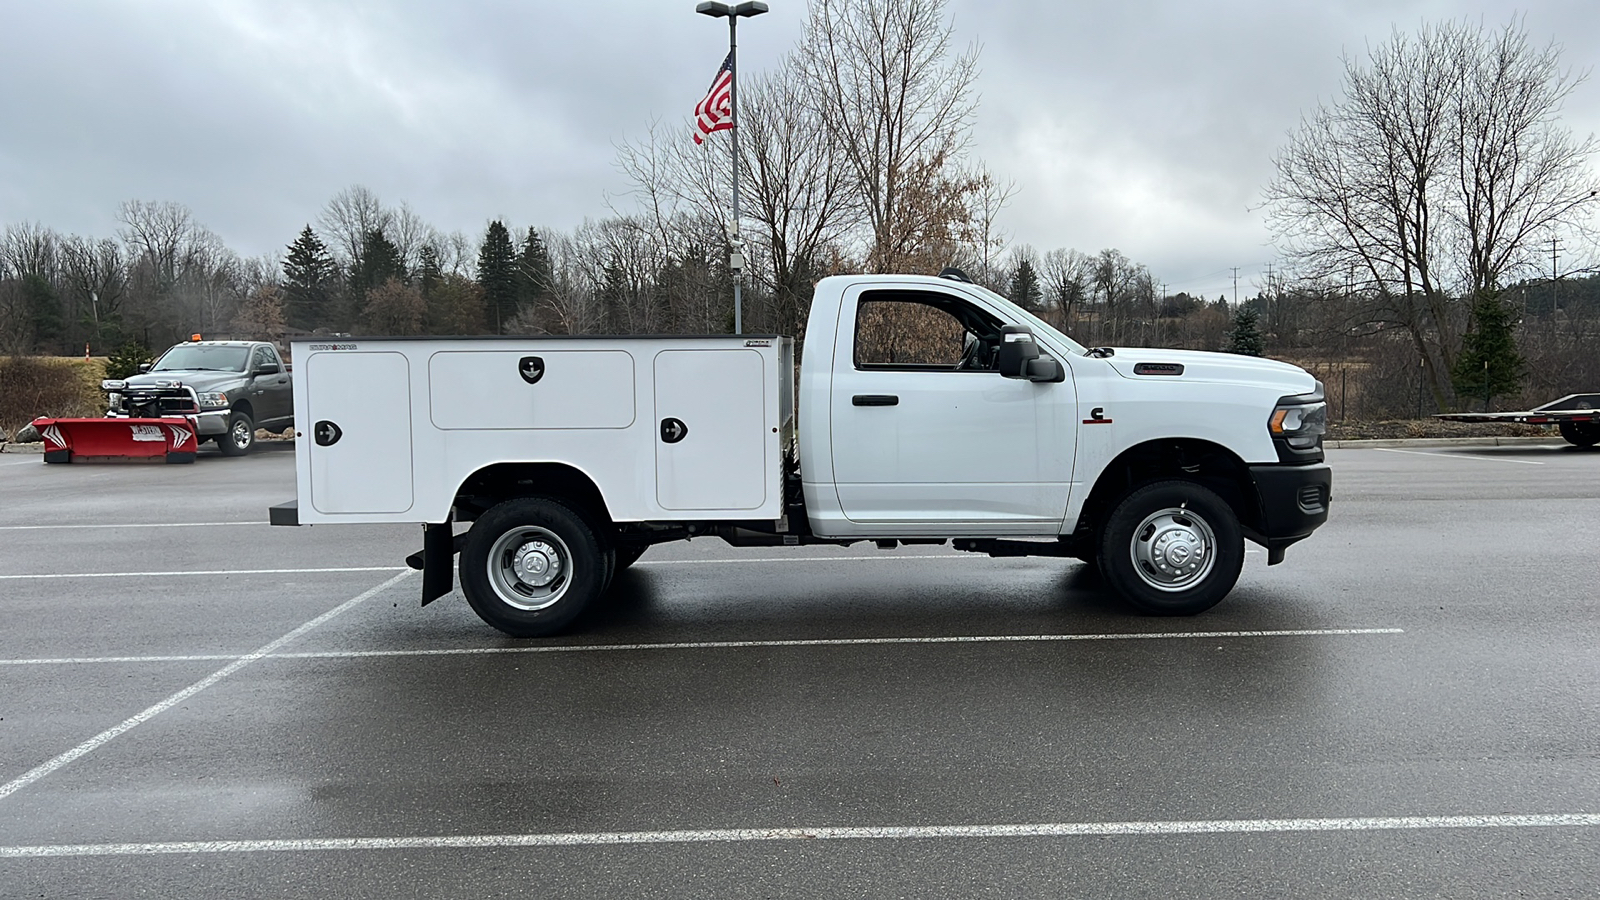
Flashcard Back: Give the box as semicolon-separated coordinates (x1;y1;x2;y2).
216;411;254;456
1097;480;1244;616
459;497;610;637
1559;420;1600;447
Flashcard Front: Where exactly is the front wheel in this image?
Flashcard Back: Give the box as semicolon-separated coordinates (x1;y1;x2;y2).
1559;420;1600;447
459;497;611;637
216;411;254;456
1097;480;1244;616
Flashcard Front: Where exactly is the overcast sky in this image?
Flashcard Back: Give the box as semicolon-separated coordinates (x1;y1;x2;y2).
2;0;1598;302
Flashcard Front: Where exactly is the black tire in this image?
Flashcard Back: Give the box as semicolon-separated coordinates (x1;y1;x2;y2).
459;497;610;638
216;411;255;456
1097;480;1244;616
1559;420;1600;447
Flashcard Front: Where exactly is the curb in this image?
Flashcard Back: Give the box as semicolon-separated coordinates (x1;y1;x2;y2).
1326;436;1567;449
0;442;45;454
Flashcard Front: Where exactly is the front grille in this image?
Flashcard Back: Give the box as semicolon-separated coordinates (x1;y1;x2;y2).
120;390;199;417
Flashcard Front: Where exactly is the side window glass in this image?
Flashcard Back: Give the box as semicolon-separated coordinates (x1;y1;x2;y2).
251;347;273;371
855;298;969;369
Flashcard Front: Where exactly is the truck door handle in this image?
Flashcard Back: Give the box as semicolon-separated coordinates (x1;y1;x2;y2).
852;394;899;406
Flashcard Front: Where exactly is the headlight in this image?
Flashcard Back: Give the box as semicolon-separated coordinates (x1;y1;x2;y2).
1269;384;1327;449
101;379;127;391
197;391;229;409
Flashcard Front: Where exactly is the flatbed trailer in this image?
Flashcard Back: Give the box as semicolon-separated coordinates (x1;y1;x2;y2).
1435;393;1600;447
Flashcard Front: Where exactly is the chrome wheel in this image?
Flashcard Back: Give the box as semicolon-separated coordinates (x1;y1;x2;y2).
487;525;572;611
230;417;254;450
1128;506;1217;592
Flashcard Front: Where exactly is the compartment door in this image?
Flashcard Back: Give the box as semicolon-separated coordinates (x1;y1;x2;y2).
307;351;414;514
655;349;767;511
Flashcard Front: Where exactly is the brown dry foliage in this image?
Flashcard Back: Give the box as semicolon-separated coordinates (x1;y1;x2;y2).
0;356;106;438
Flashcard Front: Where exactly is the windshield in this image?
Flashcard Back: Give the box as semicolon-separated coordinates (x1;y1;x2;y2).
152;345;249;372
965;283;1087;356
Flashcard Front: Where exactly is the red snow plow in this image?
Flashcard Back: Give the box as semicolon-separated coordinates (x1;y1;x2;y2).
32;415;200;464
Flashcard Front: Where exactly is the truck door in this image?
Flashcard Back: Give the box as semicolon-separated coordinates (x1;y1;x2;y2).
828;287;1074;529
251;344;291;425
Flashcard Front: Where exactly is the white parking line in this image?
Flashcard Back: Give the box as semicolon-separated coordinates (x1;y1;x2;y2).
0;521;269;531
0;566;407;581
1373;447;1545;465
636;550;1260;566
2;812;1596;857
0;571;413;804
0;628;1404;666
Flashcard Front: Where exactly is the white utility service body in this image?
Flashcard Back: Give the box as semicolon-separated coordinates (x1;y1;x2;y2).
289;335;793;526
273;272;1332;637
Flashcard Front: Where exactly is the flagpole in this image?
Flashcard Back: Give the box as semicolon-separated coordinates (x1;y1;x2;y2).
728;13;742;336
696;2;766;336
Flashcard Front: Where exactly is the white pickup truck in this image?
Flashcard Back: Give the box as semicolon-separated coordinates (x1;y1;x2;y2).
270;270;1331;637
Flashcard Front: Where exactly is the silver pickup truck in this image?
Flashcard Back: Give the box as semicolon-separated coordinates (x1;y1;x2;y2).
102;340;294;455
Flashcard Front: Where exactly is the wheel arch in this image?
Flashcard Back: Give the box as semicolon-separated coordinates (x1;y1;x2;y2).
451;461;614;527
1073;438;1261;543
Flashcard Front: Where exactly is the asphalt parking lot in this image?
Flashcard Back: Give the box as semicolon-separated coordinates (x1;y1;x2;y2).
1;440;1597;898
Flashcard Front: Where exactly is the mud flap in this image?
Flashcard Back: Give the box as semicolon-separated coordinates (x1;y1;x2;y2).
418;521;456;606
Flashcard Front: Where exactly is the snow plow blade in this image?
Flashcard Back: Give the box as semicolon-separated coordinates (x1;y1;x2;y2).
33;416;200;464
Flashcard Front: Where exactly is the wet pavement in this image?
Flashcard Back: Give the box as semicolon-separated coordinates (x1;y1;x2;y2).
1;441;1596;897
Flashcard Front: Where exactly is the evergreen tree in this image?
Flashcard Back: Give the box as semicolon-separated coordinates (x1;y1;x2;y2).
416;243;443;301
427;273;486;336
599;258;627;333
23;274;62;351
517;228;553;312
338;228;403;330
1007;259;1043;310
477;220;519;334
1225;305;1265;356
104;339;154;380
1451;292;1525;410
281;226;337;332
352;229;403;294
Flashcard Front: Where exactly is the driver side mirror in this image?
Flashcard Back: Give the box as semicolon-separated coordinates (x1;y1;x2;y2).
997;325;1040;378
997;325;1065;383
254;363;280;376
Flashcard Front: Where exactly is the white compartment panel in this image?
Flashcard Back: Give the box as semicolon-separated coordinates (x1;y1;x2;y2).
428;350;635;430
654;349;767;511
307;351;414;514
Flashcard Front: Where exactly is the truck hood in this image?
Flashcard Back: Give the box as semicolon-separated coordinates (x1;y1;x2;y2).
121;369;248;392
1099;348;1317;395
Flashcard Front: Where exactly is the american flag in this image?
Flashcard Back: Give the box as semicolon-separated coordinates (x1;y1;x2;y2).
693;53;734;145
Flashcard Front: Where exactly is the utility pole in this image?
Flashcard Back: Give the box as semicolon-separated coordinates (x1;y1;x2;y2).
1547;236;1562;313
1230;267;1239;312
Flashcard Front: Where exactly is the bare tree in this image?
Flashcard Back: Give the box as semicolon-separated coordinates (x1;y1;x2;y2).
318;186;393;266
389;202;437;275
1039;247;1093;333
795;0;982;272
1267;18;1599;407
60;236;127;343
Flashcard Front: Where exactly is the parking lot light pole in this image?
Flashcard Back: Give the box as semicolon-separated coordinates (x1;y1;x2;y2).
696;0;766;335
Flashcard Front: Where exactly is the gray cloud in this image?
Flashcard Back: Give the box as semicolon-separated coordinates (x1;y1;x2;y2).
2;0;1596;302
